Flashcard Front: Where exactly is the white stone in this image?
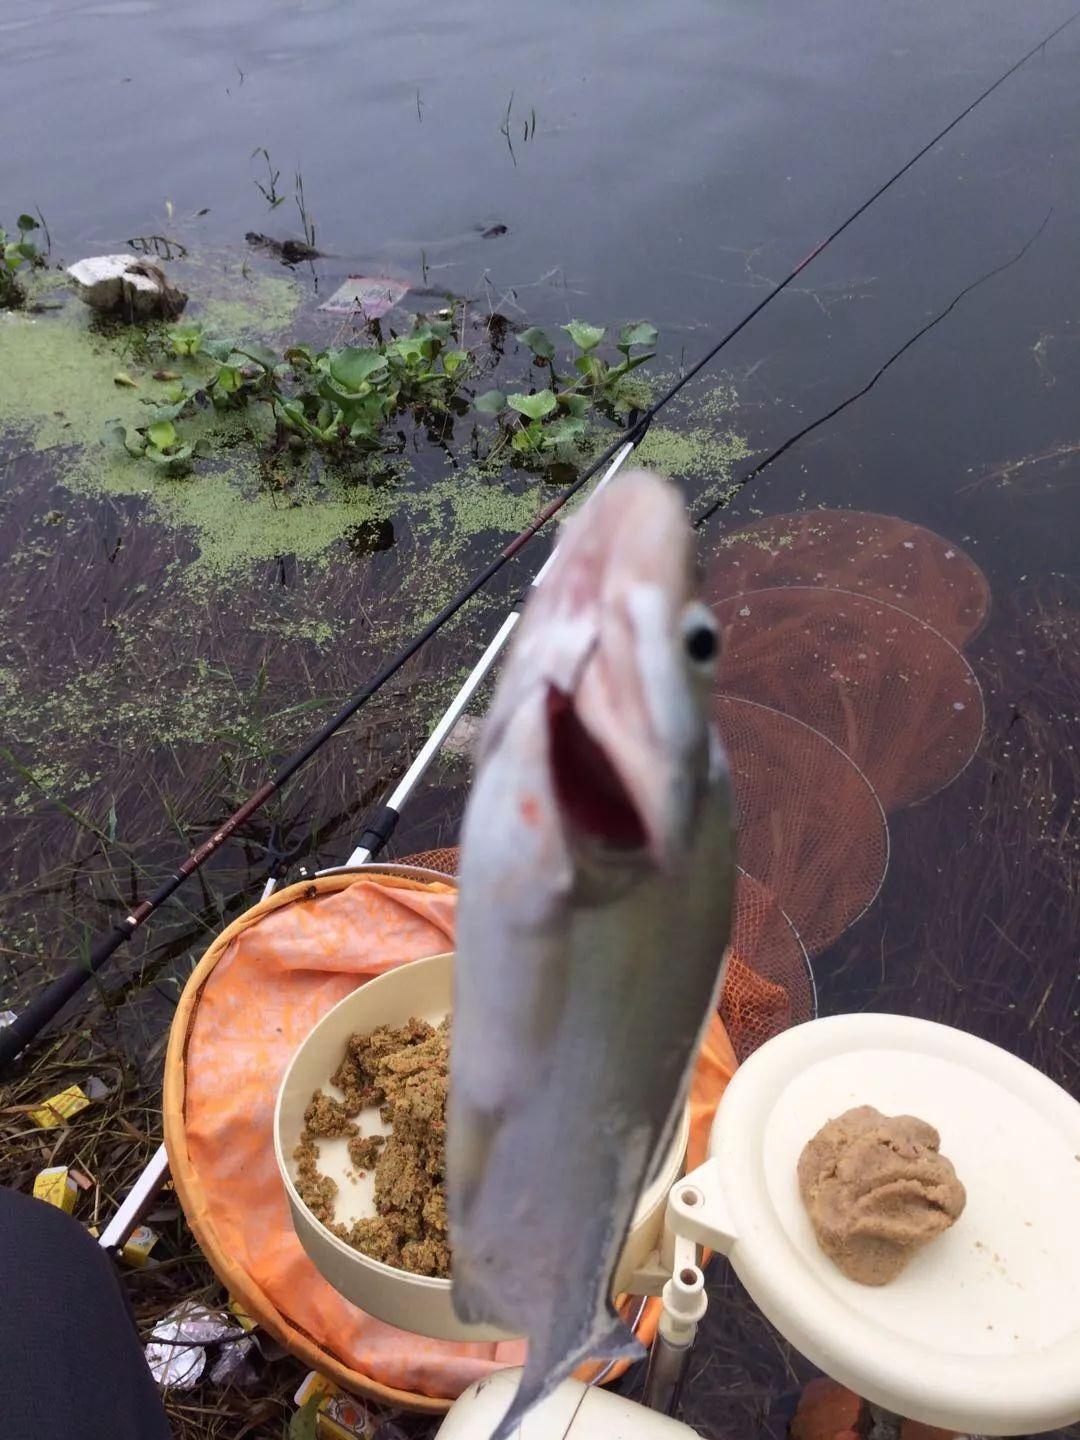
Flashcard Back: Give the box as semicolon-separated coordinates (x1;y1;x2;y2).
66;254;187;320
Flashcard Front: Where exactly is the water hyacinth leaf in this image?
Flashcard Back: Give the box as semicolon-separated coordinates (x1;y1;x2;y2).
105;420;144;456
563;320;605;351
511;426;541;453
507;390;557;420
146;444;193;470
573;353;602;380
235;341;279;370
617;321;658;353
17;215;39;232
617;351;654;375
169;325;204;357
546;416;586;444
558;392;589;417
201;337;234;363
389;336;428;367
520;326;555;359
474;389;506;415
147;420;178;450
442;349;469;376
214;365;243;395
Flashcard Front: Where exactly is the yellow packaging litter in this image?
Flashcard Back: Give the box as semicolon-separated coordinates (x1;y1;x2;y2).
294;1372;377;1440
228;1297;257;1332
33;1167;78;1213
29;1084;90;1129
119;1224;159;1267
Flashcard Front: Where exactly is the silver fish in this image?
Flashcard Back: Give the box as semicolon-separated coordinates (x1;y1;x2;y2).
448;468;735;1439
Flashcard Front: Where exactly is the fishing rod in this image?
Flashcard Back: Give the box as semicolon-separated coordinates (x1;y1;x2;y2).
694;207;1055;530
2;8;1075;1072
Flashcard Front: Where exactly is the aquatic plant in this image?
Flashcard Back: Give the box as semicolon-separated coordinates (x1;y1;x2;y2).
473;318;657;466
103;307;659;480
0;214;45;308
109;416;208;477
251;147;284;208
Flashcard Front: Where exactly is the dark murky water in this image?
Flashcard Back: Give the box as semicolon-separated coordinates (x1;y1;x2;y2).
2;1;1079;1436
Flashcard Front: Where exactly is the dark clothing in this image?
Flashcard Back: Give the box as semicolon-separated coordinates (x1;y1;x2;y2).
0;1185;171;1439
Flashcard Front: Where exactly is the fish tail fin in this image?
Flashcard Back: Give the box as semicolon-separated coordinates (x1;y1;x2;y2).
490;1313;644;1440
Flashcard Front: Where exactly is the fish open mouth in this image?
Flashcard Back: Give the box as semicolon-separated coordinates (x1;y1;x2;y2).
546;684;647;850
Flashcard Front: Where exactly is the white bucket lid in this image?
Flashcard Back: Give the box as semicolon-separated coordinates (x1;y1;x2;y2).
701;1013;1080;1435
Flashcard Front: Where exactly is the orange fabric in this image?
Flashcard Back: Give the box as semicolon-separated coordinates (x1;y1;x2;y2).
165;872;741;1410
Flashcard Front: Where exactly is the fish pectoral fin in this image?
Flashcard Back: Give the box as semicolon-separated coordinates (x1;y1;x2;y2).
490;1312;644;1440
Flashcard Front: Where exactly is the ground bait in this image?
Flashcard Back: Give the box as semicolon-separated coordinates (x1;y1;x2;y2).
293;1016;451;1278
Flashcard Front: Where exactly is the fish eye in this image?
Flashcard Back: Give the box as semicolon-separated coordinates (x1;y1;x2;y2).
681;603;720;670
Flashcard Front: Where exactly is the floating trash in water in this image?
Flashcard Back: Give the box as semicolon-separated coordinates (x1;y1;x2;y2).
0;1011;15;1029
67;254;187;320
319;276;409;318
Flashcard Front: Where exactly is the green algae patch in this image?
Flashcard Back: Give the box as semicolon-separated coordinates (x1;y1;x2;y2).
634;421;752;481
155;465;394;580
0;304;382;581
0;307;153;452
195;272;302;338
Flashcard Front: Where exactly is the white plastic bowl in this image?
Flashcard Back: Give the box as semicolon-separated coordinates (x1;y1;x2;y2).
274;950;689;1341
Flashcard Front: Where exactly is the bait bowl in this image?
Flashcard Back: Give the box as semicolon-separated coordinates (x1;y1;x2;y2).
274;950;689;1342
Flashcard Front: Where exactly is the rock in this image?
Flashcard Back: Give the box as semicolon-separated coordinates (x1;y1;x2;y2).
66;255;187;320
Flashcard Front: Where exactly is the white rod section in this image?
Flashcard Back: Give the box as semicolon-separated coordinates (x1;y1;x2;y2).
98;1141;171;1252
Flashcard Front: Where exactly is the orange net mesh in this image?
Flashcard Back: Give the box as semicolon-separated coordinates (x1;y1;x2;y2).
711;510;989;646
714;695;888;956
165;871;740;1409
713;587;984;809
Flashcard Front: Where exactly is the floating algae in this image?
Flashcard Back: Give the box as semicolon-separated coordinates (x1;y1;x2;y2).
194;272;302;339
0;305;392;583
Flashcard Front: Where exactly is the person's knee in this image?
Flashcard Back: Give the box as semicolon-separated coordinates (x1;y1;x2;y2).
0;1184;126;1305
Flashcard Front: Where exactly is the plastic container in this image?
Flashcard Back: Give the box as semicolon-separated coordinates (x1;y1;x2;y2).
275;950;690;1342
670;1012;1080;1435
434;1368;698;1438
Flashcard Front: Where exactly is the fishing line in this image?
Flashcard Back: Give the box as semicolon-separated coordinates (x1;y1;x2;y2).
693;207;1055;529
2;11;1076;1070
